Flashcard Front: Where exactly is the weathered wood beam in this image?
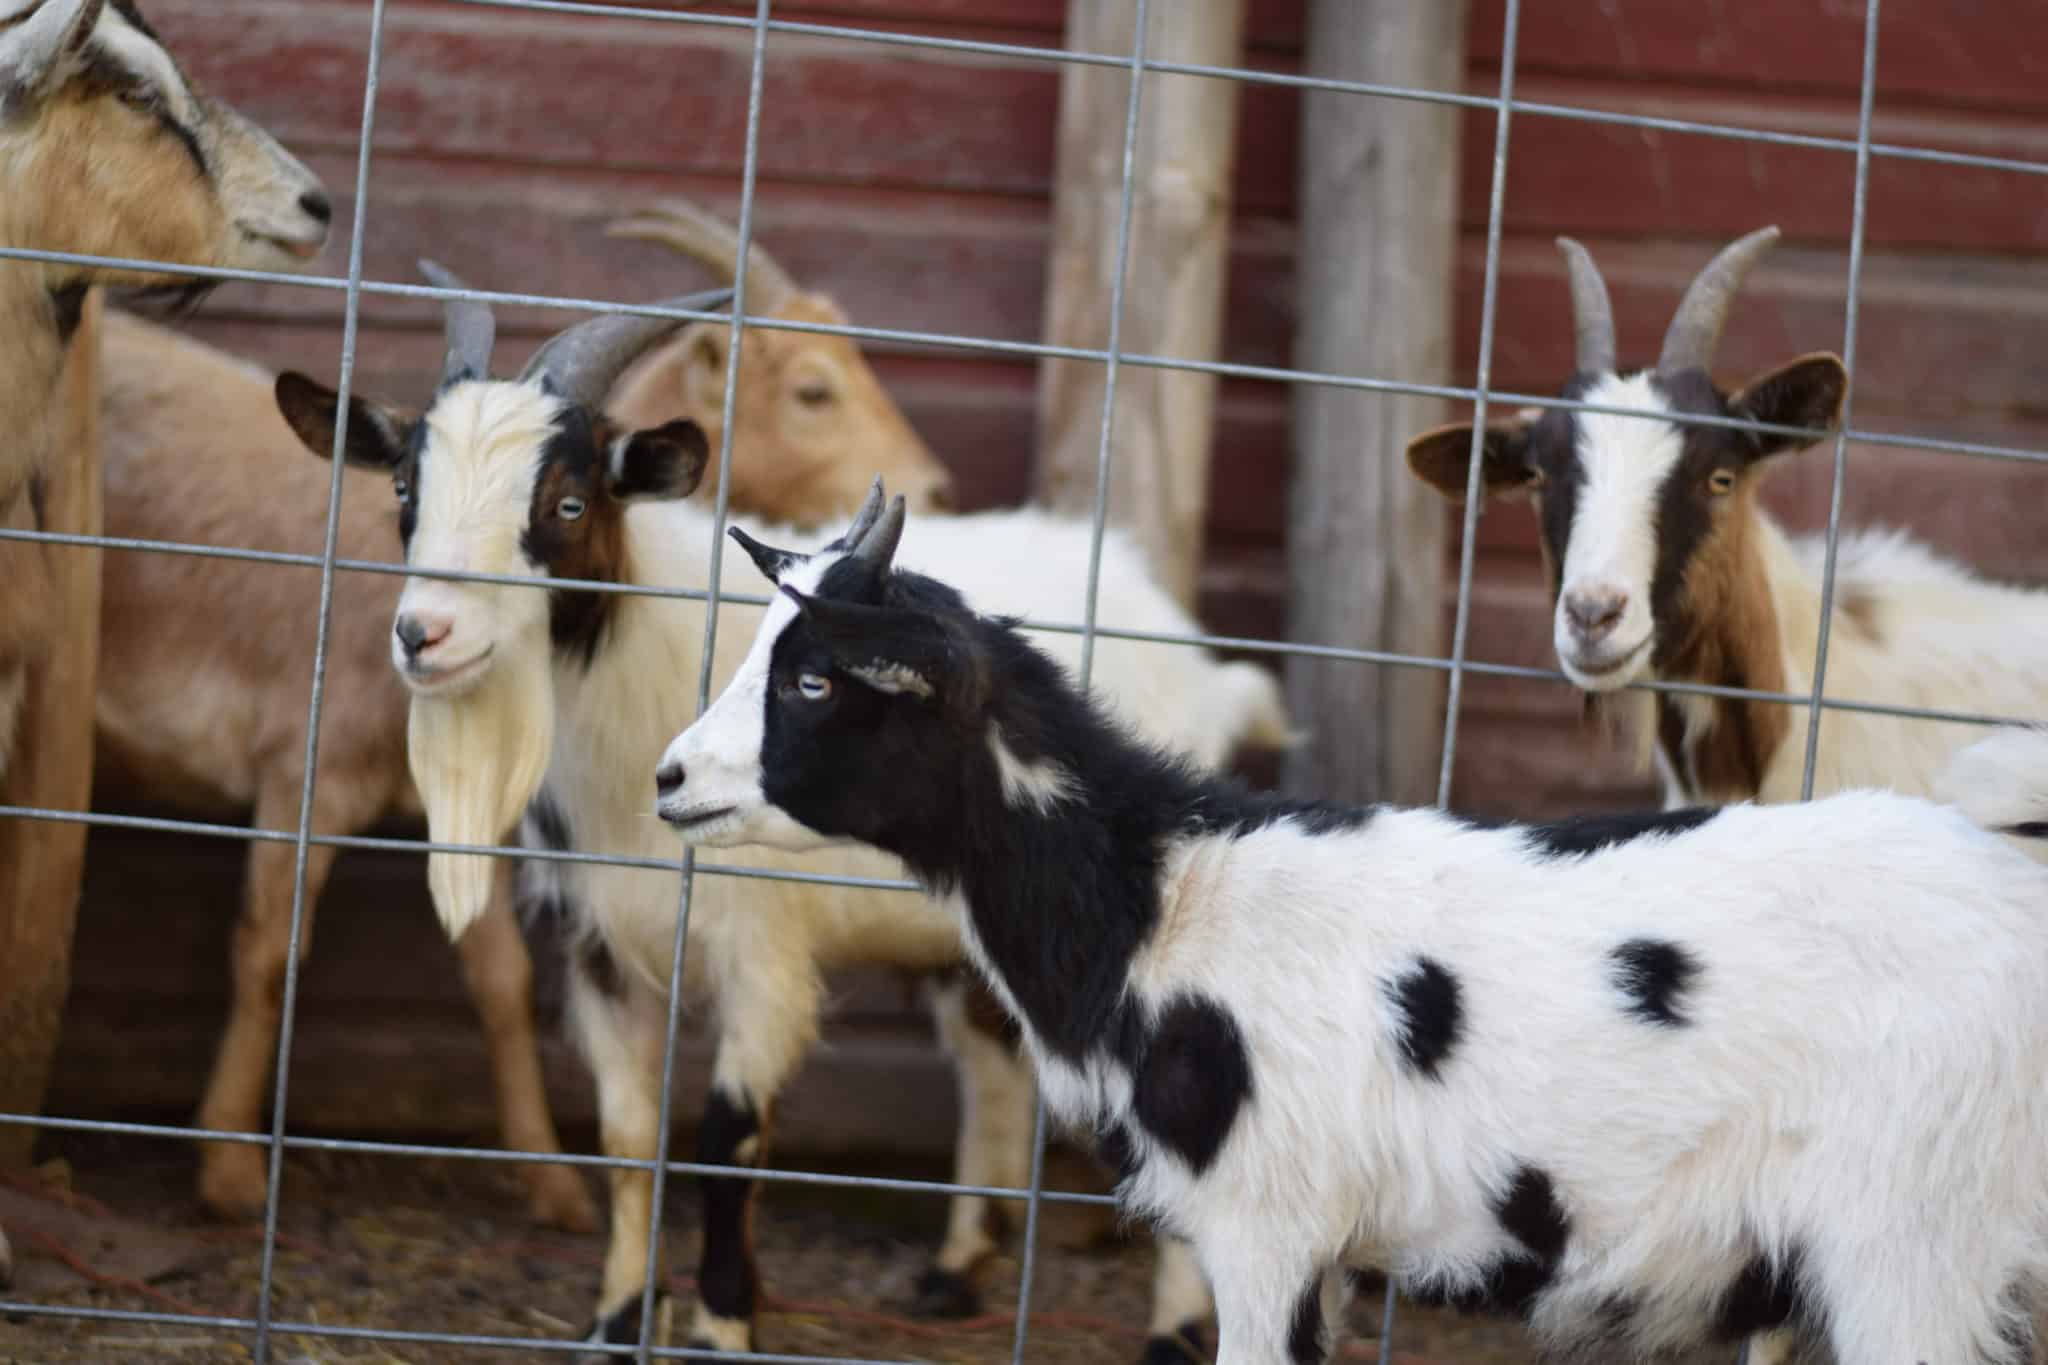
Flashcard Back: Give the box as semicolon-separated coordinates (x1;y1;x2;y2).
1035;0;1248;606
1285;0;1469;805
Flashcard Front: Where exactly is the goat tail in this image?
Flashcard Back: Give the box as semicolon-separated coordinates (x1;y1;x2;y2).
1210;660;1300;756
1935;725;2048;844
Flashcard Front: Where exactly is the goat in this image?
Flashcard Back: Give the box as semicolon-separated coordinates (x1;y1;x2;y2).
1405;225;2048;811
272;286;1290;1361
605;198;956;523
0;0;328;781
92;210;958;1228
659;488;2048;1365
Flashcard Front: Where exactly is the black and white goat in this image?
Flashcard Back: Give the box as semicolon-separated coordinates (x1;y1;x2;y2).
659;488;2048;1365
1406;225;2048;809
274;284;1289;1360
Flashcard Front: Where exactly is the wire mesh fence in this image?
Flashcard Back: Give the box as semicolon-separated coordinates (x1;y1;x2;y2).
0;0;2042;1361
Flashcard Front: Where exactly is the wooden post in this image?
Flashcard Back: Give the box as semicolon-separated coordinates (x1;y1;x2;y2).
0;290;102;1166
1035;0;1247;607
1285;0;1469;805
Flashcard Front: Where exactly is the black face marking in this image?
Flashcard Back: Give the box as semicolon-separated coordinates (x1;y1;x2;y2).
2007;821;2048;840
694;1087;763;1326
1712;1245;1804;1340
1286;1274;1327;1365
394;422;425;549
47;280;87;344
76;44;207;178
526;791;572;852
1609;938;1701;1027
518;405;631;667
1128;996;1251;1176
108;0;162;42
1386;956;1462;1081
574;933;622;1001
1519;805;1717;858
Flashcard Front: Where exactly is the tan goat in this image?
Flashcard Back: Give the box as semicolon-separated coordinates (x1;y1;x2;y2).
0;0;328;781
606;199;956;524
93;207;959;1224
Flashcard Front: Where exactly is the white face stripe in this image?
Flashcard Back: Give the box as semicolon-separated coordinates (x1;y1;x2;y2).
1554;371;1682;677
97;9;198;125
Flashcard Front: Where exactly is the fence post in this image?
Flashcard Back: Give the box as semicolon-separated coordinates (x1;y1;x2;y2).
1285;0;1469;805
0;289;103;1167
1035;0;1247;608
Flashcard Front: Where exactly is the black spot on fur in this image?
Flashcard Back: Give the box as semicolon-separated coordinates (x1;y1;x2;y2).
1415;1165;1571;1319
1712;1246;1804;1341
1287;1275;1327;1365
1386;957;1463;1081
695;1087;762;1326
1520;806;1718;858
1609;938;1701;1027
48;281;87;345
1130;996;1252;1175
909;1267;981;1320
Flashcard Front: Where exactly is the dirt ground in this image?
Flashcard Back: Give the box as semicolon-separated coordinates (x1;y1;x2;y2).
0;1132;1575;1365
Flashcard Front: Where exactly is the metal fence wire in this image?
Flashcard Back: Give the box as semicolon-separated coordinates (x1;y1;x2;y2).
0;0;2041;1360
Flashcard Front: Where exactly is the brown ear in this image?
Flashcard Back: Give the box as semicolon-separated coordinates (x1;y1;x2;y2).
273;372;415;470
1405;418;1540;501
1728;352;1847;460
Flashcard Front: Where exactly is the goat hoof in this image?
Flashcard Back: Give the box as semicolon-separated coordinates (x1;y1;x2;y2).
909;1266;982;1319
196;1146;270;1222
579;1291;674;1360
521;1163;599;1234
1138;1322;1209;1365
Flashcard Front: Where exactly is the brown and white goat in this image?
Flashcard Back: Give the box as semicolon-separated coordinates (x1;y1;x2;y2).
92;217;962;1229
605;198;956;525
0;0;328;780
1406;225;2048;812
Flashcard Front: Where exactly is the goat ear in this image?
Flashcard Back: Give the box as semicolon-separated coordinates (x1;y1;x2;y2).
1405;416;1541;501
607;419;709;502
273;372;412;470
785;589;985;713
728;526;805;585
1728;352;1847;461
0;0;104;118
679;323;729;414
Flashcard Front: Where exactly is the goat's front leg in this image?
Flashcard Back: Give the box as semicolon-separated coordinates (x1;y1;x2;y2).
1202;1238;1341;1365
567;946;676;1358
686;934;825;1354
194;781;342;1220
454;859;598;1232
1140;1237;1217;1365
915;972;1033;1318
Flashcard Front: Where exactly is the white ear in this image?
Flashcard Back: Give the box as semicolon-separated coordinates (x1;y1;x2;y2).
0;0;104;116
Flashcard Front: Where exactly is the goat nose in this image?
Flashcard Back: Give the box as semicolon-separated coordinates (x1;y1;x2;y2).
655;761;686;800
394;614;450;659
1563;588;1627;641
299;189;334;225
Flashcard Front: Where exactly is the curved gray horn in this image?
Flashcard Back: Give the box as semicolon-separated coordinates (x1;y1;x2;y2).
849;493;907;575
518;286;736;409
831;477;886;553
1658;225;1781;373
419;259;497;387
1555;237;1616;375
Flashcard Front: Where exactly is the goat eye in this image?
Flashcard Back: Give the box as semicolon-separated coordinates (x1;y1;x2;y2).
796;382;831;407
796;672;832;702
557;496;587;521
117;88;158;113
393;477;410;500
1708;469;1736;495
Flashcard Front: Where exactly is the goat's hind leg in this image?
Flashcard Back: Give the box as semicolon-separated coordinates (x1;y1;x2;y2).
568;946;677;1359
915;973;1034;1318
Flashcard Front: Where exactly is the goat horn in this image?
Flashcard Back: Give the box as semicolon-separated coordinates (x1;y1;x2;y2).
1555;237;1616;375
836;477;887;548
606;198;798;314
849;492;907;576
518;287;736;410
418;259;498;387
1659;225;1781;373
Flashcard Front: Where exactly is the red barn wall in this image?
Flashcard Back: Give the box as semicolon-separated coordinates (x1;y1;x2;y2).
49;0;2048;1141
